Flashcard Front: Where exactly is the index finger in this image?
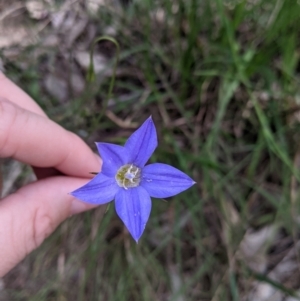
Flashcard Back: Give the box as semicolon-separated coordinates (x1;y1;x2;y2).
0;99;101;177
0;72;46;116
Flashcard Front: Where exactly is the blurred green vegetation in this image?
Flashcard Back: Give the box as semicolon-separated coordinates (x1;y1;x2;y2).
2;0;300;300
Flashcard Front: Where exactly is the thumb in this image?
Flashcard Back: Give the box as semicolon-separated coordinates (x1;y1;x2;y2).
0;176;95;277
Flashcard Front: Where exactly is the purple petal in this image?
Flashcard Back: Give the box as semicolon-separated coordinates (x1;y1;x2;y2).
70;173;119;205
96;143;129;177
141;163;195;198
115;186;151;242
124;117;157;167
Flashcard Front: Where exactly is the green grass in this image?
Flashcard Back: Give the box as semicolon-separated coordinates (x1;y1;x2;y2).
2;0;300;300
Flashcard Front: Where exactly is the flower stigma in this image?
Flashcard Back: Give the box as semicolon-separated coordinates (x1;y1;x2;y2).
115;164;141;189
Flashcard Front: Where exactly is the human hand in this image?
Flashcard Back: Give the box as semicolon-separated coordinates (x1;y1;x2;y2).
0;73;101;276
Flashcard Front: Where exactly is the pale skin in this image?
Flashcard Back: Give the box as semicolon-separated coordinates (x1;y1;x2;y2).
0;72;101;277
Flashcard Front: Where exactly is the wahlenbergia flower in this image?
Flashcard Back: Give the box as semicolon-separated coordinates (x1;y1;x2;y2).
71;117;195;242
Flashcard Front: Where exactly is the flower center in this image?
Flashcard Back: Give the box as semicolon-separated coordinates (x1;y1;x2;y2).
115;164;141;189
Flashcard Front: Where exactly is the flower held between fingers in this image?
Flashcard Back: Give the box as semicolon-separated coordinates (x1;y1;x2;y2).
71;117;195;242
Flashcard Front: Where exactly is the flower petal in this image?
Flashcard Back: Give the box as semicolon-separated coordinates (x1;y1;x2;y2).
115;186;151;242
70;173;119;205
124;117;157;167
96;143;129;177
141;163;195;198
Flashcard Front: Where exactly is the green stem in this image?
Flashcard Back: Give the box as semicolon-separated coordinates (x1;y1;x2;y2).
87;36;120;124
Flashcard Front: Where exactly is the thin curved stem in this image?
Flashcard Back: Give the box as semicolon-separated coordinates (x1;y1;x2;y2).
87;36;120;124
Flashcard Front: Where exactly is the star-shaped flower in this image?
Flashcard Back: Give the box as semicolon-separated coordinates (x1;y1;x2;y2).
71;117;195;242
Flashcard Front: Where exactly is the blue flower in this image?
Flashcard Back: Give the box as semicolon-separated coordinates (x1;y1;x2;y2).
71;117;195;242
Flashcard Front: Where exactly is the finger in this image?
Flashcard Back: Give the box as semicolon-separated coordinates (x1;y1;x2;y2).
0;73;61;179
0;99;101;177
0;72;46;117
0;176;97;277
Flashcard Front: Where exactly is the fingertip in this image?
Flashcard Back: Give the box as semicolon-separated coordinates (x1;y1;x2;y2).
70;198;97;215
